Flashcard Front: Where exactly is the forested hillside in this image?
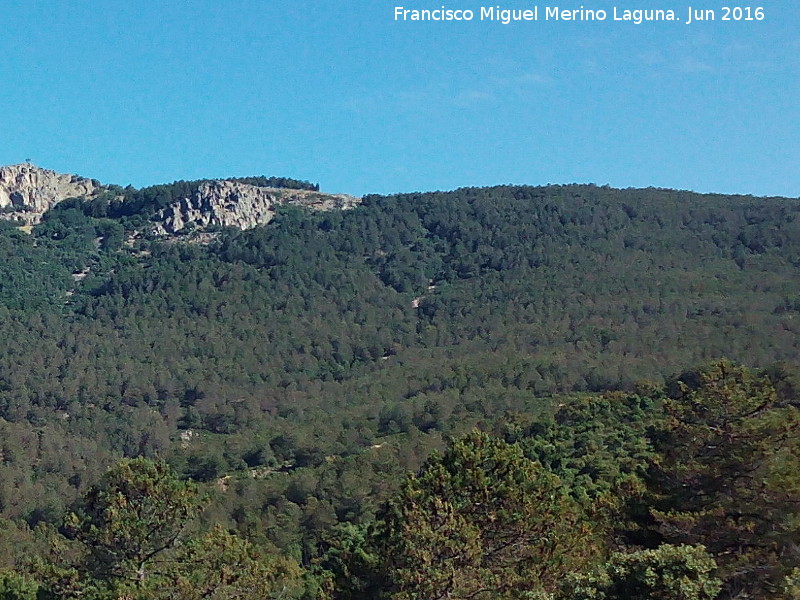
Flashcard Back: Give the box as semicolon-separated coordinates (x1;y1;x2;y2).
0;181;798;598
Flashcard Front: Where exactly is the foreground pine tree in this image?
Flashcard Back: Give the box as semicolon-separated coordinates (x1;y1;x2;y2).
35;458;302;599
327;431;599;600
647;361;800;598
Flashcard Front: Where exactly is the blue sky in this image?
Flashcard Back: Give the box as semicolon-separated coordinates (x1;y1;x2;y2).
1;1;797;197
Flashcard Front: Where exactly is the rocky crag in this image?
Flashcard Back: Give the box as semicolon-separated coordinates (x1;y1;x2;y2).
0;164;360;232
151;180;361;235
0;164;103;225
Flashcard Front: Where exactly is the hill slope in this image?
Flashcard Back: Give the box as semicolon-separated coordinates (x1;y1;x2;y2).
0;176;798;597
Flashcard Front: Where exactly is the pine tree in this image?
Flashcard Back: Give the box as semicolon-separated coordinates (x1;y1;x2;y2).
368;431;599;599
648;361;800;598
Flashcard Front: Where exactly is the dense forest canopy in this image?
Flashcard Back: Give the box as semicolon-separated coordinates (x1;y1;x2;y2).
0;181;798;598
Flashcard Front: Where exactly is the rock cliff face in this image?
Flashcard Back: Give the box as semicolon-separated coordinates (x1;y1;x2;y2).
0;164;358;233
151;180;361;235
0;164;102;224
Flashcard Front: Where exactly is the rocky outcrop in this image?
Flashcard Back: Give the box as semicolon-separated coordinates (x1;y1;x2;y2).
0;164;102;225
151;180;361;235
0;164;358;233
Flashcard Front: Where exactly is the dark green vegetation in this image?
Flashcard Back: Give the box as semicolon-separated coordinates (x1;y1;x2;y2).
0;182;798;598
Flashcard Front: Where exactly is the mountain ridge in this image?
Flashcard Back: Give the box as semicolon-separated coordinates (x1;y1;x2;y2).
0;163;360;232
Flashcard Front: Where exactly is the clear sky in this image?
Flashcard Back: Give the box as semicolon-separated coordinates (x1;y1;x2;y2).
1;1;797;197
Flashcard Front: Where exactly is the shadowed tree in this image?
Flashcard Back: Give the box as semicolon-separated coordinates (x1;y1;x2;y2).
647;361;800;598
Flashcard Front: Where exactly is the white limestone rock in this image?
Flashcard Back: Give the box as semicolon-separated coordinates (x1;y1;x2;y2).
151;180;360;235
0;164;102;225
